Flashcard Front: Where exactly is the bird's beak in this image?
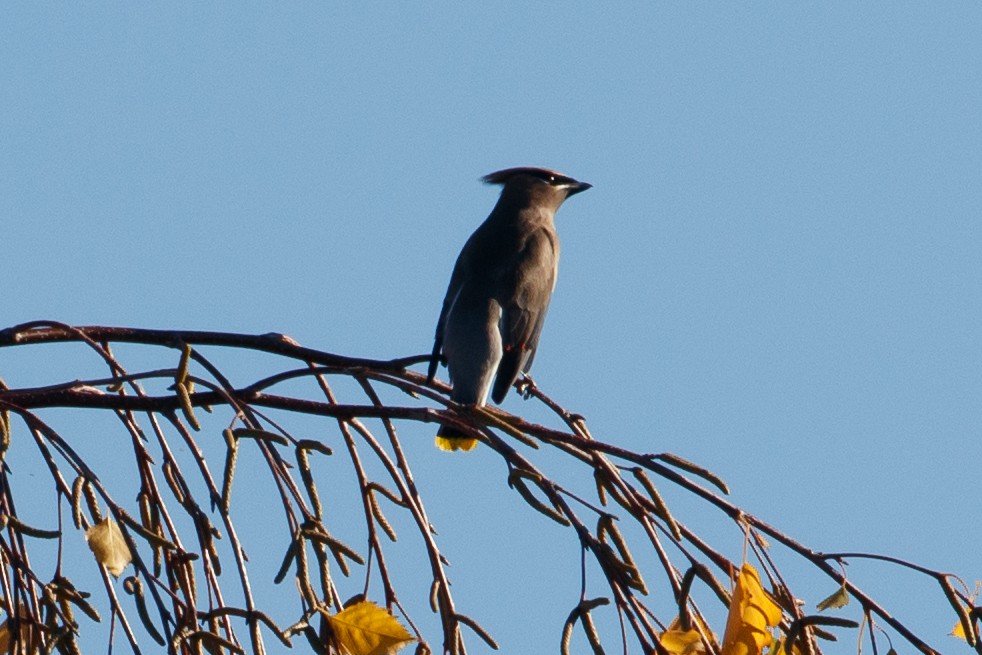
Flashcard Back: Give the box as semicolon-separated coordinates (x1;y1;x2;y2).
566;181;592;197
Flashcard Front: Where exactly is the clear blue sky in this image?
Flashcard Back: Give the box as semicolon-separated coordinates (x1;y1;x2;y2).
2;4;980;653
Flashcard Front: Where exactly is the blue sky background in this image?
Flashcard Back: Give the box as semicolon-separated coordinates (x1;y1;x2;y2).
2;4;980;653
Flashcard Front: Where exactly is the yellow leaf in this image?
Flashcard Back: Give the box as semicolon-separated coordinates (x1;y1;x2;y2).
767;637;803;655
950;601;980;642
660;615;716;654
85;517;133;576
660;627;706;654
950;616;979;642
816;583;850;611
327;601;414;655
721;563;783;655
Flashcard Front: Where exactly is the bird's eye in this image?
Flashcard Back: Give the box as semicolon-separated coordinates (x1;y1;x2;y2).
547;175;556;184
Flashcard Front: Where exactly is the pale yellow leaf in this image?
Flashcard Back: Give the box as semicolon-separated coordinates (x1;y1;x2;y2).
816;583;849;611
0;607;40;654
327;601;414;655
85;517;132;576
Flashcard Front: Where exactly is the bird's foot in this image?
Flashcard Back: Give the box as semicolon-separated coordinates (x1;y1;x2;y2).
517;375;538;400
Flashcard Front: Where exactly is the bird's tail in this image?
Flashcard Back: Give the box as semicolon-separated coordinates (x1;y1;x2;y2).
435;424;479;452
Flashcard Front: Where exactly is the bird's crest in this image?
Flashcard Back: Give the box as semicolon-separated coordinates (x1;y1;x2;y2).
481;167;579;187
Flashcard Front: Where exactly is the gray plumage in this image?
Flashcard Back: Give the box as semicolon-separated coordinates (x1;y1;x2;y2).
427;167;591;451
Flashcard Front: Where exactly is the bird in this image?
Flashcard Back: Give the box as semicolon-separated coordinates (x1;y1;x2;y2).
427;167;591;452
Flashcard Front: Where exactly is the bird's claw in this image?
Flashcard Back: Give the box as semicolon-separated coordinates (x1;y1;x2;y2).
517;376;538;400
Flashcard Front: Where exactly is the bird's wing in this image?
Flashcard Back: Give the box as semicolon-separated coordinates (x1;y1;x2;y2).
427;233;479;383
491;228;558;403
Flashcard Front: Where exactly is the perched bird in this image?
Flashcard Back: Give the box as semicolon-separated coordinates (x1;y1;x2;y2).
427;167;591;452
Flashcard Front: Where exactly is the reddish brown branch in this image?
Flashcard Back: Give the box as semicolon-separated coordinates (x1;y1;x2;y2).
0;323;965;655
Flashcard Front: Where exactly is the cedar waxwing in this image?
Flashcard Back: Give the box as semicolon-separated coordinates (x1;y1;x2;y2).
427;167;591;452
